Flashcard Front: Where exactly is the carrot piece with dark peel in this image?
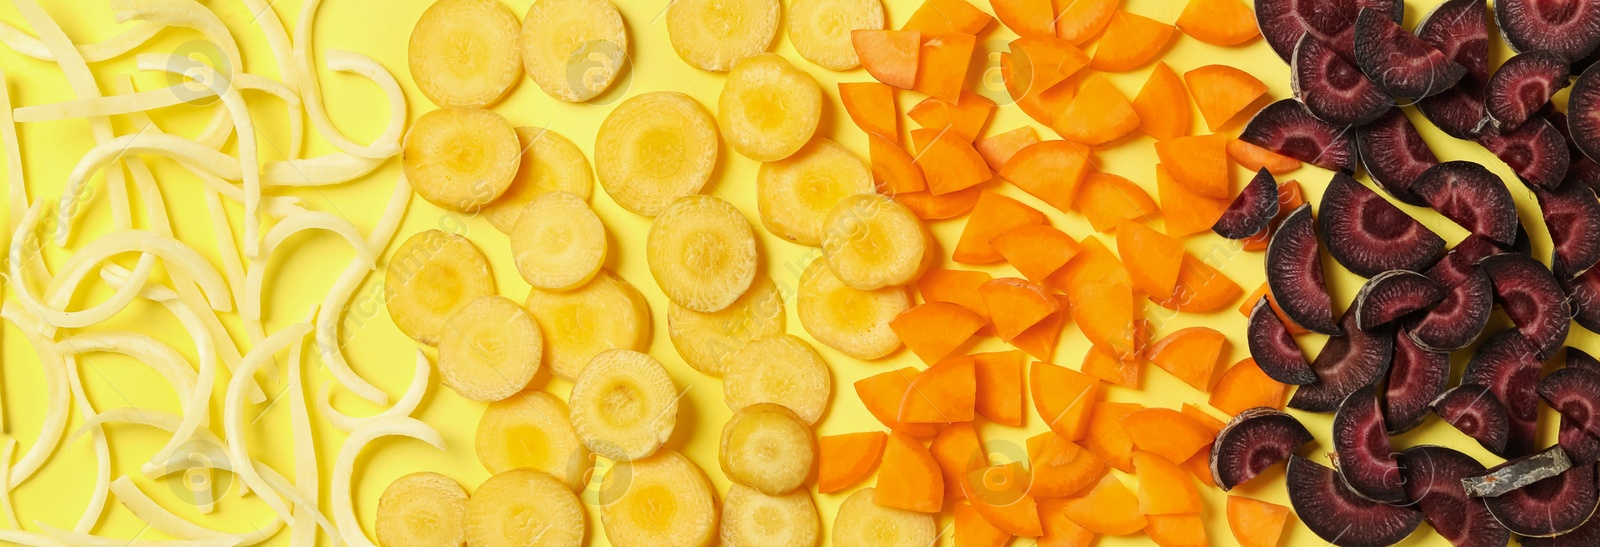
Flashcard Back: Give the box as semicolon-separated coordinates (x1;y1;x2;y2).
976;126;1042;172
1053;0;1119;45
891;302;986;364
1156;163;1231;237
1146;514;1209;547
1133;450;1203;514
992;0;1055;38
955;502;1013;547
1148;327;1227;391
1227;138;1302;174
853;30;921;89
1038;498;1099;547
1209;358;1287;416
1132;62;1192;140
908;91;995;142
955;191;1047;264
840;82;898;140
1153;254;1240;312
1031;361;1099;441
870;133;927;194
1122;408;1215;463
914;127;993;194
963;462;1045;536
875;431;946;513
1116;220;1185;301
1154;133;1231;199
1075;172;1159;232
974;350;1027;426
1185;65;1269;131
918;268;993;322
1177;0;1259;46
1054;74;1140;145
1011;294;1070;361
993;224;1080;284
1000;140;1093;213
903;0;993;35
819;431;888;493
1090;11;1174;72
1228;496;1290;547
931;422;987;500
1061;475;1146;535
1083;401;1141;472
916;33;977;103
1238;282;1306;334
856;368;940;437
1027;432;1107;498
979;277;1061;342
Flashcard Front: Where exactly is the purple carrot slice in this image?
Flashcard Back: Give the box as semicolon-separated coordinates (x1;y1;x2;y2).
1419;79;1490;140
1382;327;1450;435
1209;407;1315;490
1567;64;1600;166
1564;265;1600;333
1535;181;1600;279
1480;253;1573;359
1485;50;1572;131
1289;310;1394;413
1286;455;1424;547
1355;108;1438;206
1562;417;1600;466
1483;463;1599;537
1548;109;1600;192
1496;0;1600;61
1540;367;1600;441
1408;263;1493;352
1240;99;1360;174
1477;114;1572;190
1266;204;1341;335
1409;161;1520;246
1465;447;1576;498
1431;383;1512;455
1352;8;1466;98
1247;297;1318;385
1353;270;1445;331
1255;0;1404;62
1293;33;1393;126
1427;234;1509;287
1332;385;1406;503
1571;347;1600;372
1397;445;1511;547
1463;329;1546;456
1214;168;1281;239
1318;173;1445;278
1521;506;1600;547
1414;0;1490;82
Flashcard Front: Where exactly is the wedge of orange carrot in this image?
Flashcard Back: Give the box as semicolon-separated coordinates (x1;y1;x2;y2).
979;278;1061;342
1146;514;1209;547
1031;361;1099;441
914;127;993;195
1228;496;1290;547
1027;432;1107;499
1132;451;1202;516
856;368;941;437
919;268;994;322
853;30;921;89
1132;62;1191;141
1209;358;1287;416
819;431;888;493
1049;236;1131;289
1177;0;1260;46
909;92;995;142
903;0;993;35
1061;475;1146;535
916;33;977;103
976;126;1042;172
1090;11;1174;72
1080;342;1142;388
891;302;986;364
840;82;898;141
955;190;1048;264
955;502;1013;547
992;0;1055;38
1153;253;1240;312
1186;65;1269;131
1239;283;1306;334
1083;401;1140;472
1116;220;1185;301
1156;163;1232;237
1068;281;1139;359
900;355;978;423
891;185;985;220
1000;140;1093;213
1074;173;1159;233
1009;69;1080;127
1009;36;1091;94
1228;138;1302;174
963;462;1044;537
931;422;987;500
1121;408;1215;463
1011;294;1070;361
1053;0;1119;45
1184;450;1217;488
871;133;928;194
1154;133;1230;199
1182;403;1226;435
992;225;1080;284
1148;327;1227;391
974;351;1026;426
1038;498;1099;547
1054;74;1140;145
876;431;946;513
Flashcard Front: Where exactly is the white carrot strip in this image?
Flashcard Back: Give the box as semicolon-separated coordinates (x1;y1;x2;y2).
294;0;404;159
204;188;252;328
114;2;244;152
243;210;373;322
287;318;318;547
238;0;302;157
259;151;385;188
0;438;18;528
315;173;411;404
223;323;310;521
109;477;284;545
68;406;230;480
0;19;164;63
317;349;429;433
68;130;384;192
56;332;200;420
0;303;70;488
61;354;110;534
333;417;445;547
0;529;68;547
37;526;239;547
1;68;25;238
14;84;200;123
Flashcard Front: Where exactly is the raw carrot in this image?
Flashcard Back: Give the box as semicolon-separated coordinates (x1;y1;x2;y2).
1155;163;1231;237
1151;254;1240;312
1115;220;1184;301
1227;496;1290;547
1080;342;1142;388
875;431;946;513
1181;402;1225;435
1227;138;1302;174
992;224;1081;284
852;30;921;89
931;422;987;500
1208;358;1288;416
1132;451;1203;514
916;33;978;103
1238;283;1306;334
1060;475;1147;535
1075;173;1159;233
1027;432;1107;499
856;368;941;437
992;0;1055;38
908;91;995;142
954;190;1048;264
1008;36;1091;94
955;502;1013;547
1053;0;1119;45
1147;327;1227;391
1038;498;1099;547
1176;0;1259;46
890;302;987;364
1089;11;1174;72
1083;401;1141;472
914;126;993;194
1241;179;1307;251
1121;408;1215;463
963;462;1045;537
899;355;978;423
1184;450;1217;488
903;0;993;35
1068;281;1139;359
1154;133;1231;199
818;431;888;493
1185;65;1269;131
1131;62;1191;141
1146;514;1209;547
1010;70;1079;127
871;133;928;194
1011;294;1070;361
892;185;985;220
1054;74;1140;145
1049;236;1131;289
840;82;898;141
918;268;994;322
999;140;1094;213
979;277;1061;342
974;350;1027;426
1031;361;1100;441
976;126;1042;172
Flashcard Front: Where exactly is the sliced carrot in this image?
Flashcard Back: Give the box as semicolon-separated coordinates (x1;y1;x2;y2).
1237;283;1306;335
1010;36;1092;92
1010;71;1079;127
840;82;898;141
1082;401;1140;472
1227;496;1290;547
1240;229;1270;252
892;185;985;220
1054;74;1140;145
1121;408;1214;463
1060;475;1146;535
1080;342;1141;388
1132;451;1202;515
1148;327;1227;391
1177;0;1259;46
955;502;1013;547
1000;140;1093;213
974;350;1027;426
914;127;993;195
1038;498;1099;547
976;126;1042;172
856;368;941;437
1241;179;1308;251
992;0;1056;38
1027;432;1107;499
1185;65;1269;131
919;268;994;322
915;33;977;103
900;355;978;423
890;303;986;365
963;462;1045;537
1075;173;1159;233
979;278;1061;342
871;133;928;194
853;30;921;89
1152;253;1240;312
1115;220;1184;301
819;431;888;493
993;225;1080;284
954;190;1048;264
1049;236;1131;289
908;91;995;142
1155;163;1231;237
931;421;987;500
1182;403;1226;435
1154;133;1230;199
1146;514;1209;547
1132;62;1191;141
876;431;946;513
1209;358;1288;416
1011;294;1070;361
1053;0;1119;45
1031;361;1100;441
1089;11;1174;72
1068;281;1139;359
903;0;993;35
1228;138;1302;174
1184;449;1217;488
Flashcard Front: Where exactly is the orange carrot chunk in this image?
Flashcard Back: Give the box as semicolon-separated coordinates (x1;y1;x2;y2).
1156;163;1232;237
1237;282;1307;334
1146;514;1209;547
1181;403;1226;435
840;82;899;141
904;0;994;35
919;268;994;322
1185;449;1218;488
853;30;921;89
1049;236;1131;289
993;0;1056;38
1054;74;1140;145
1132;451;1203;514
993;225;1081;284
1115;220;1185;301
818;431;888;493
1083;401;1141;473
1154;133;1231;199
1080;343;1142;388
1053;0;1120;45
1008;36;1092;91
1027;432;1108;499
1131;62;1192;141
1148;327;1227;392
1089;11;1174;72
1061;475;1147;535
931;422;987;500
1228;138;1302;174
900;355;978;423
1075;173;1160;233
1241;178;1309;251
963;462;1045;536
871;133;928;194
1152;253;1241;312
974;350;1027;426
976;126;1043;172
979;277;1061;342
1031;361;1100;441
1209;358;1288;416
892;185;986;220
1068;281;1139;359
856;368;941;437
1000;140;1094;213
908;91;996;142
876;431;946;513
1176;0;1260;46
916;33;977;103
1038;498;1099;547
1011;294;1071;361
1185;65;1269;131
1228;496;1291;547
955;190;1048;264
955;502;1014;547
1121;408;1215;463
914;127;994;195
891;302;987;364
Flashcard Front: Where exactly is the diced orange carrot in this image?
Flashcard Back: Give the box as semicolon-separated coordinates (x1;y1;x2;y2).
1277;179;1307;215
1008;35;1091;98
1054;74;1140;145
1176;0;1259;46
1146;514;1209;547
1115;220;1184;301
963;462;1045;537
1075;173;1160;233
919;268;994;322
1053;0;1119;45
840;82;898;141
914;127;993;195
1080;343;1141;388
931;421;987;500
1132;62;1191;141
1152;254;1241;312
1121;408;1215;463
993;0;1056;38
1238;283;1306;334
892;185;986;220
1182;403;1226;435
819;431;888;493
1209;358;1288;416
1049;236;1131;289
1148;327;1227;391
993;225;1081;284
1228;138;1302;174
1027;432;1107;499
1156;163;1232;237
916;33;977;103
853;30;921;89
871;133;928;194
856;368;941;437
876;431;946;513
904;0;994;35
1090;11;1174;72
1185;449;1217;488
1083;401;1140;472
955;502;1013;547
1000;140;1093;213
1068;281;1139;359
909;92;995;142
900;355;978;423
976;126;1043;172
1031;361;1100;441
955;190;1048;264
1006;53;1081;130
1061;475;1146;535
974;350;1027;426
1228;496;1290;547
979;278;1061;342
1154;134;1231;199
1011;294;1070;361
1132;451;1203;515
1038;498;1099;547
1240;229;1270;252
1185;65;1269;131
891;302;987;364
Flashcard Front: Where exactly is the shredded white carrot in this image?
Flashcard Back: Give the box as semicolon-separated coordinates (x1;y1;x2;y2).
243;210;373;322
60;354;110;534
110;477;285;545
0;438;17;528
239;0;302;157
315;173;412;404
295;0;405;159
333;416;445;547
1;68;24;238
37;526;239;547
0;529;69;547
55;332;201;418
260;152;386;188
115;3;245;152
286;314;319;547
68;406;232;482
223;322;310;522
0;303;70;488
318;349;430;433
0;19;164;63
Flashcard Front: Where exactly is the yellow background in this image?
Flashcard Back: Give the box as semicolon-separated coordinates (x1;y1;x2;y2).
0;0;1577;545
